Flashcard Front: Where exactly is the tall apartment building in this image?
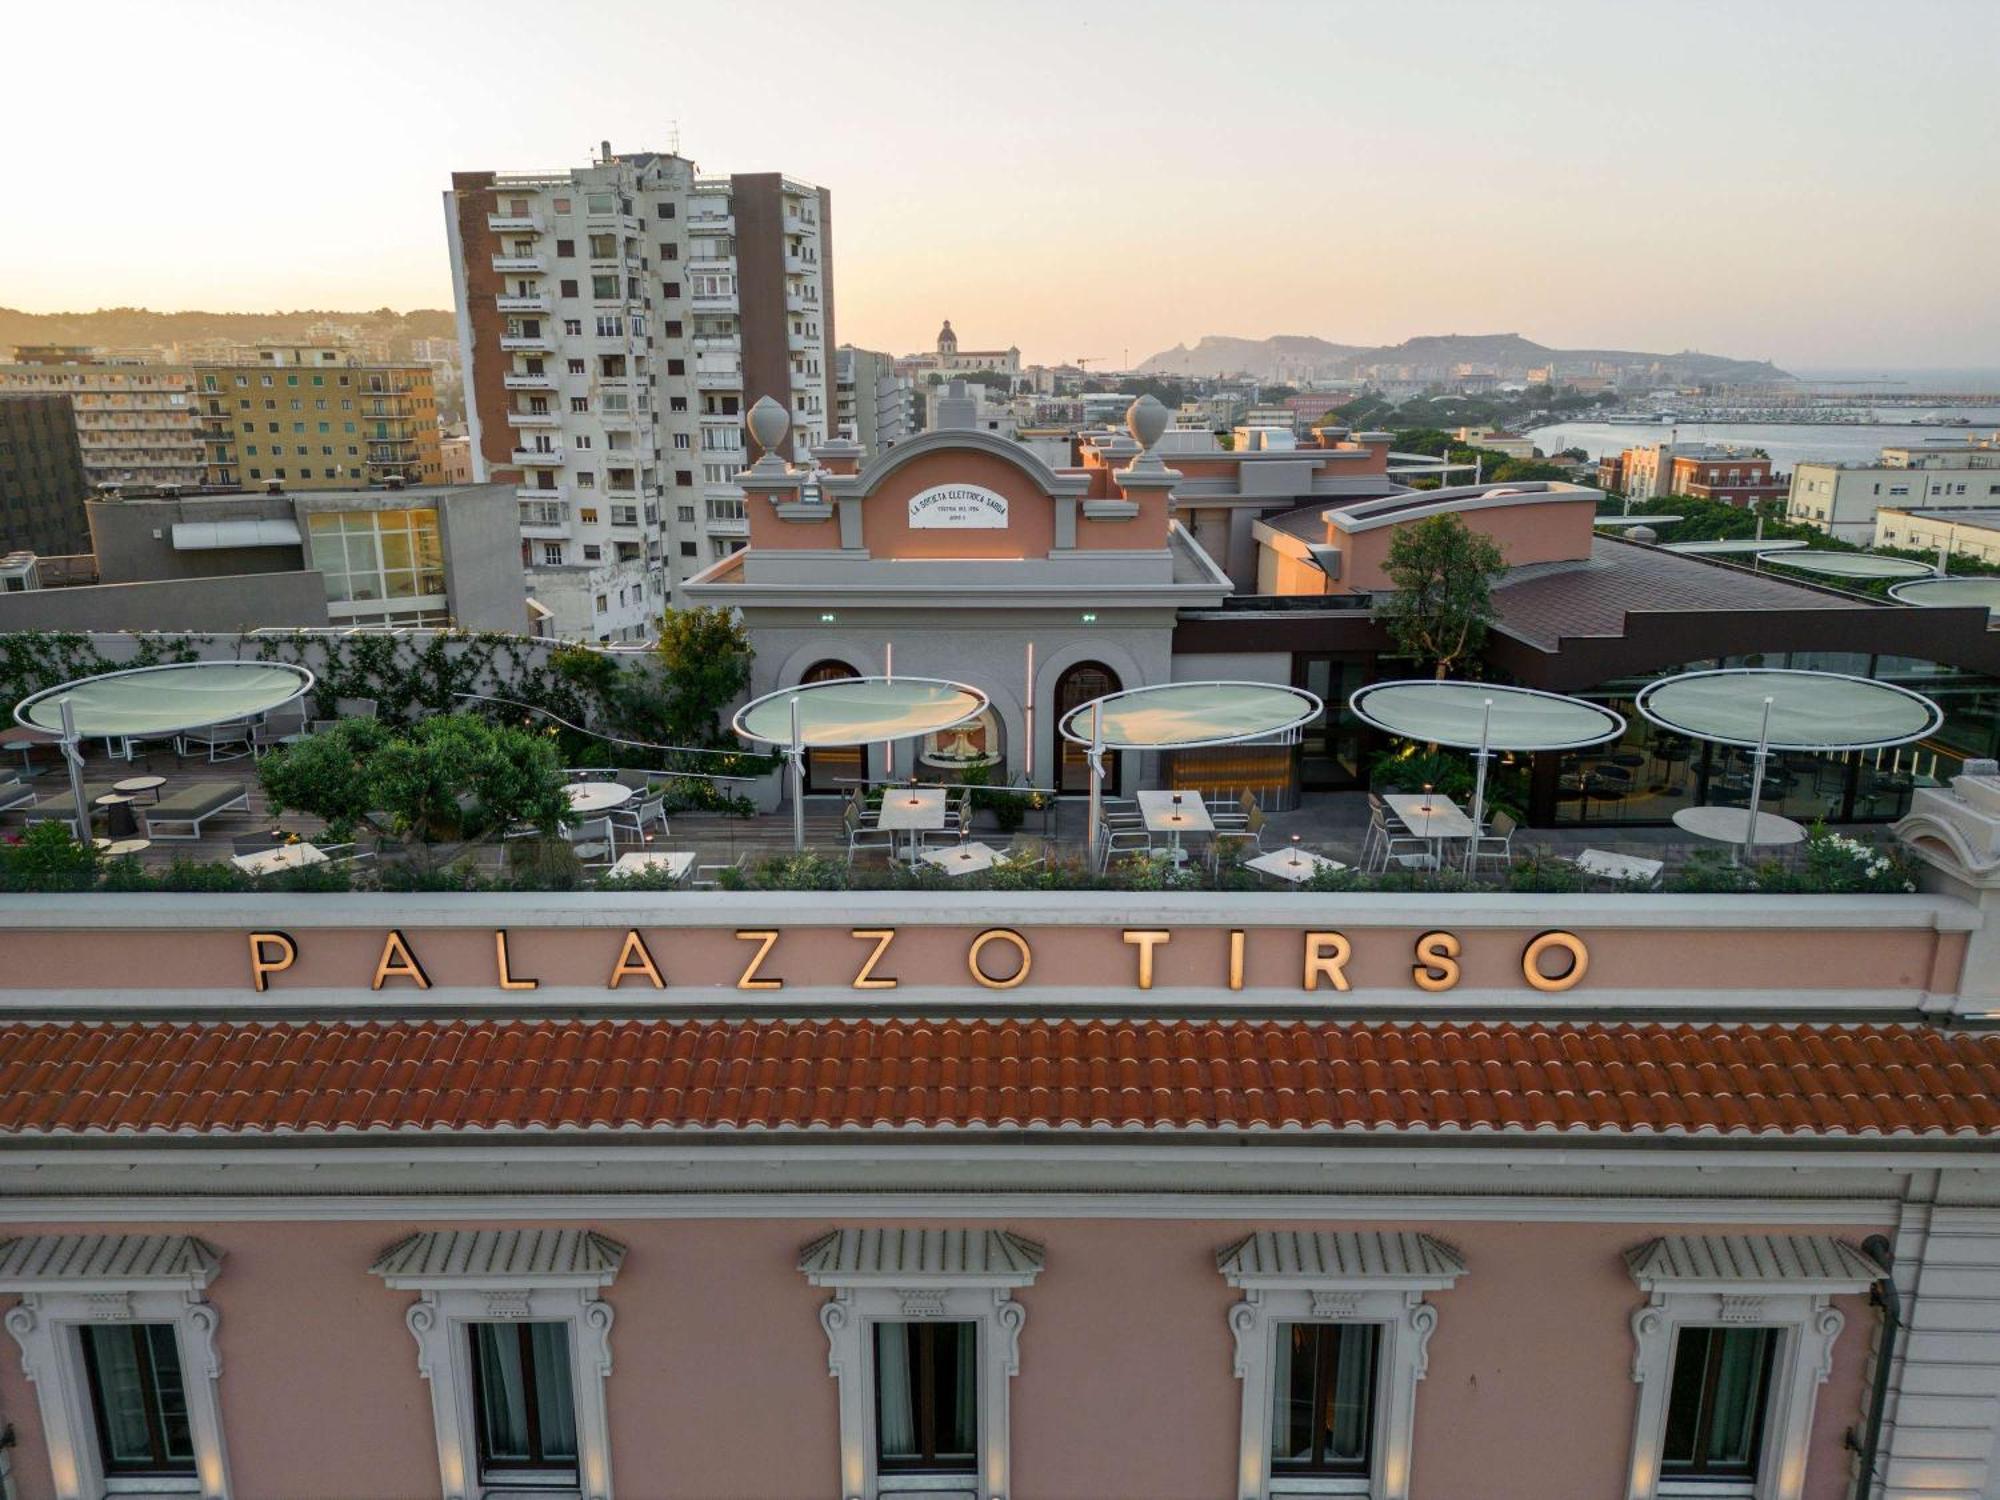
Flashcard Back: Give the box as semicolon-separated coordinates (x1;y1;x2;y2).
0;349;204;489
445;143;834;643
835;345;913;455
191;354;444;489
0;392;91;555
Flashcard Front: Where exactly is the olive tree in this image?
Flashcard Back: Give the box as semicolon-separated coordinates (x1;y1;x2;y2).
1375;513;1507;679
259;714;571;845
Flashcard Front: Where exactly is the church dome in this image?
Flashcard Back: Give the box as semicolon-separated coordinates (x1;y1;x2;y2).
937;320;957;352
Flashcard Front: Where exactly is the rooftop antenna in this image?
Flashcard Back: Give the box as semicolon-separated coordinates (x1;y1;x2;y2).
667;119;681;155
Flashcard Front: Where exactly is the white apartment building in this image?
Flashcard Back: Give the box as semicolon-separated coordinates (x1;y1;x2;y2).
1788;438;2000;541
444;144;833;643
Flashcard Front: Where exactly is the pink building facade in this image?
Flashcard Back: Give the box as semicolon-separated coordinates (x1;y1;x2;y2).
5;855;2000;1500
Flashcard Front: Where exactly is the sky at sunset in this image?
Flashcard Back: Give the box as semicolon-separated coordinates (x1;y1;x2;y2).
5;0;1996;369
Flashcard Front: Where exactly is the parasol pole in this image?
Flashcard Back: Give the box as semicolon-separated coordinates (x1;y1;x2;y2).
1087;702;1104;870
789;696;805;853
59;696;88;844
881;643;894;780
1465;696;1494;877
1739;694;1774;866
1023;641;1035;782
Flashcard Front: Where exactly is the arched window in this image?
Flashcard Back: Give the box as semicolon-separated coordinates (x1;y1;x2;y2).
1055;660;1121;795
800;660;862;794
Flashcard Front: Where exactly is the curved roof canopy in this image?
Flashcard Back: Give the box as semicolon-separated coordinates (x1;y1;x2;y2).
1888;576;2000;616
1762;550;1936;580
1349;680;1626;752
1595;514;1684;528
733;676;988;749
1662;538;1808;555
15;661;314;740
1059;680;1322;751
1636;668;1943;752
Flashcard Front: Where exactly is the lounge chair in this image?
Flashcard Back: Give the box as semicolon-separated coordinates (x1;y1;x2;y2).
0;779;35;815
24;782;120;832
141;783;251;841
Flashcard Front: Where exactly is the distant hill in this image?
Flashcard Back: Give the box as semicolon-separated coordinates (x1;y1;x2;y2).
0;306;458;356
1138;331;1792;386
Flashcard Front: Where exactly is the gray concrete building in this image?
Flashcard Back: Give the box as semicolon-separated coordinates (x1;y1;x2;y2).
0;483;526;634
834;345;913;456
0;392;90;555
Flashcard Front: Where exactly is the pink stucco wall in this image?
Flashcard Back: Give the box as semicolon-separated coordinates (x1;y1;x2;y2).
1332;495;1601;593
0;1215;1876;1500
0;919;1955;1000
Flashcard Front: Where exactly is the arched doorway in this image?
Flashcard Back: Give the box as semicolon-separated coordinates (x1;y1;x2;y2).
1056;660;1121;795
800;659;862;794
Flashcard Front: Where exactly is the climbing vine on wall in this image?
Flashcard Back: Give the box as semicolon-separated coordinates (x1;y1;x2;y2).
0;632;209;719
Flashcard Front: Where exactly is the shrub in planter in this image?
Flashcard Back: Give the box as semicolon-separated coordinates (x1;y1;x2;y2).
0;822;98;892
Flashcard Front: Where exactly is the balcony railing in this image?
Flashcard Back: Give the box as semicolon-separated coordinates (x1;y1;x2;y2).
513;447;565;465
690;292;740;313
507;409;563;427
694;360;741;390
518;500;571;533
502;372;555;390
487;213;544;233
497;293;551;313
491;255;546;273
515;484;566;501
499;335;554;353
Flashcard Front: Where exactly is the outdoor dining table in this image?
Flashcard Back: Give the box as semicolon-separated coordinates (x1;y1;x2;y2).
920;840;1001;877
1576;849;1665;885
563;781;634;815
608;850;695;883
113;774;166;803
1672;806;1807;849
876;786;947;864
231;843;329;876
1246;847;1345;885
1137;789;1212;864
93;837;151;858
1384;792;1475;860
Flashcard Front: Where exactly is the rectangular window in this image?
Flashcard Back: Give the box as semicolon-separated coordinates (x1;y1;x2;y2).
1270;1322;1378;1478
875;1321;977;1476
1661;1326;1778;1482
80;1323;196;1476
469;1322;579;1479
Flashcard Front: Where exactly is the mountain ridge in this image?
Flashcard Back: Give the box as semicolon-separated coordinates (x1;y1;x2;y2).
1138;331;1792;384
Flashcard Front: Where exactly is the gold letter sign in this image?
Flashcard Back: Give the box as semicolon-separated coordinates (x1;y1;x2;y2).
247;931;297;992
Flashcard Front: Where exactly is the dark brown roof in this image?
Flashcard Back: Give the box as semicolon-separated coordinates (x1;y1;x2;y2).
1491;537;1873;650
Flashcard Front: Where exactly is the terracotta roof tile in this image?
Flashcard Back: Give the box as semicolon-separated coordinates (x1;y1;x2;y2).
0;1020;1997;1139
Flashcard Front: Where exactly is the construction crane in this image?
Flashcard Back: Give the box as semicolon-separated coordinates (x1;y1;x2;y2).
1074;356;1105;370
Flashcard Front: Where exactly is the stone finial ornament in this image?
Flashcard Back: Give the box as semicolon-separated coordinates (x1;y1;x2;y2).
1126;394;1170;451
746;396;791;460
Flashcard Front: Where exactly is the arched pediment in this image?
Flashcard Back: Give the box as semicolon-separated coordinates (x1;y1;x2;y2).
821;429;1090;503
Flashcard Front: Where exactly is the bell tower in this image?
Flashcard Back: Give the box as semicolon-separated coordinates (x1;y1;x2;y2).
937;320;958;357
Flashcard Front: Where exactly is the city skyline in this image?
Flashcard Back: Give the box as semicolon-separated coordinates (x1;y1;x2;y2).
4;0;1997;369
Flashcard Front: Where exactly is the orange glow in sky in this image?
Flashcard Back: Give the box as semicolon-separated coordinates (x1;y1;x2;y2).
3;0;1996;368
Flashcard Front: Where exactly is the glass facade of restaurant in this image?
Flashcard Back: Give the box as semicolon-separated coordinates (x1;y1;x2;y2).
1543;651;2000;828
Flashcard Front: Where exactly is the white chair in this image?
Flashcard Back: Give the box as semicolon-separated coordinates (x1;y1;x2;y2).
843;802;897;863
1467;810;1517;875
1364;800;1434;873
181;722;254;762
613;795;668;846
565;817;615;866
